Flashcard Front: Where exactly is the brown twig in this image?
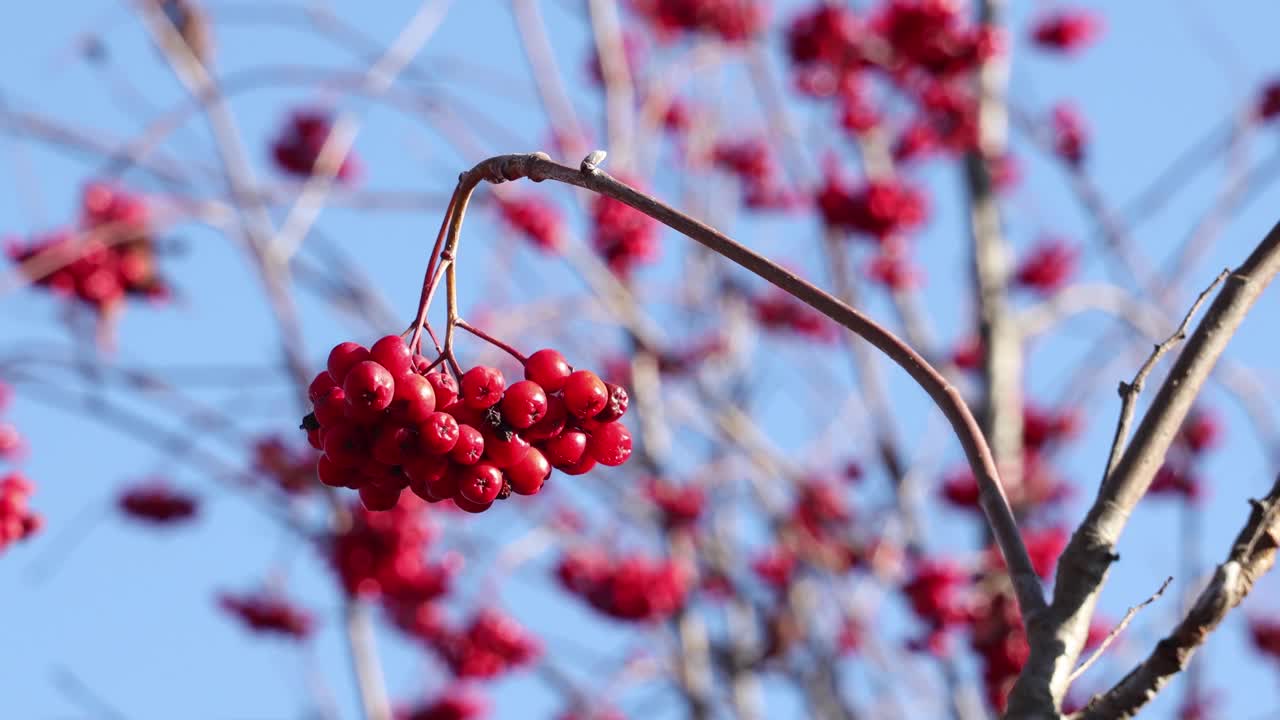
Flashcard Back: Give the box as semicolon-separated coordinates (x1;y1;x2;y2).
1103;269;1230;478
1075;475;1280;719
1068;576;1172;684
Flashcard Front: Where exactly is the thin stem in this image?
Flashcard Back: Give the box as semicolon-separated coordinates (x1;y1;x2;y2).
456;318;527;363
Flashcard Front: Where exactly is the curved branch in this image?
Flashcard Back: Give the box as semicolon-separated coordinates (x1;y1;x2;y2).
446;151;1047;620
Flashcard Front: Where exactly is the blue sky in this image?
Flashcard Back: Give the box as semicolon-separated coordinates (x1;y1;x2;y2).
3;1;1280;718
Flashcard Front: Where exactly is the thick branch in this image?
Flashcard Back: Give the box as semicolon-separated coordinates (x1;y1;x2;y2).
1007;219;1280;717
1076;474;1280;719
450;151;1046;620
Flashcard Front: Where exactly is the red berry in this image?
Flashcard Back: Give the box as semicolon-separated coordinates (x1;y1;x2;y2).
427;372;459;407
452;493;493;514
543;430;588;468
388;373;437;423
594;383;630;422
563;370;608;418
313;387;348;427
560;453;597;476
406;456;454;502
457;463;504;504
308;371;336;402
344;361;396;413
362;464;408;492
483;429;531;469
327;342;370;384
322;423;369;468
501;380;549;429
507;448;551;495
359;483;402;511
372;424;416;466
524;395;568;442
318;455;356;488
370;335;414;379
420;412;460;454
588;422;632;466
450;425;486;465
460;366;505;409
525;349;572;392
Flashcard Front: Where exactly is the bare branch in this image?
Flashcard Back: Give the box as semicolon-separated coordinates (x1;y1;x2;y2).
1103;269;1230;478
1068;576;1172;684
1008;220;1280;717
1076;475;1280;719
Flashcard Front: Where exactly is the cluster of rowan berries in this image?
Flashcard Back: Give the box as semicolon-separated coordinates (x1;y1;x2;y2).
1150;407;1221;501
496;195;564;253
591;181;660;276
418;608;542;679
817;167;928;241
6;183;166;316
303;335;633;513
117;480;198;525
271;109;359;181
0;472;40;554
631;0;768;43
217;590;314;639
556;549;690;621
250;435;319;496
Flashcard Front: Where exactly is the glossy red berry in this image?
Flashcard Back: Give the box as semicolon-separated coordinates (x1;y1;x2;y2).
388;373;437;423
483;429;531;469
359;483;402;511
344;361;396;413
450;425;486;465
560;453;597;476
318;455;357;488
563;370;609;418
426;372;459;407
327;342;370;384
308;371;337;402
406;456;454;502
460;366;505;409
452;493;493;514
372;424;416;466
525;349;572;392
370;335;414;379
420;411;460;454
457;463;504;505
588;422;633;466
500;380;548;429
506;448;551;495
543;430;588;468
313;387;348;427
524;395;568;442
594;383;629;423
323;423;369;468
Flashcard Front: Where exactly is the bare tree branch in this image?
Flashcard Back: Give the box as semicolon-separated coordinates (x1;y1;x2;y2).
1007;219;1280;717
1068;576;1172;684
1075;475;1280;719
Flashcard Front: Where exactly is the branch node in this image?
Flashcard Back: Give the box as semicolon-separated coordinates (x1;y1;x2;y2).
581;149;608;174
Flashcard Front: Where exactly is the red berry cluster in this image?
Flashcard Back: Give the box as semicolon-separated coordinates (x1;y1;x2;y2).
1250;617;1280;662
645;478;705;528
399;691;487;720
630;0;768;43
0;382;23;461
271;109;359;181
786;6;865;98
1256;80;1280;123
327;496;454;599
1015;238;1078;294
218;590;314;639
818;167;928;240
556;549;691;621
304;336;633;513
0;472;41;554
872;0;999;79
1030;9;1103;54
419;608;541;679
591;181;659;275
118;481;198;525
1050;103;1088;167
751;288;839;342
710;138;801;212
496;195;564;253
866;250;923;290
6;183;166;315
893;81;979;163
251;435;319;495
1150;407;1221;502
